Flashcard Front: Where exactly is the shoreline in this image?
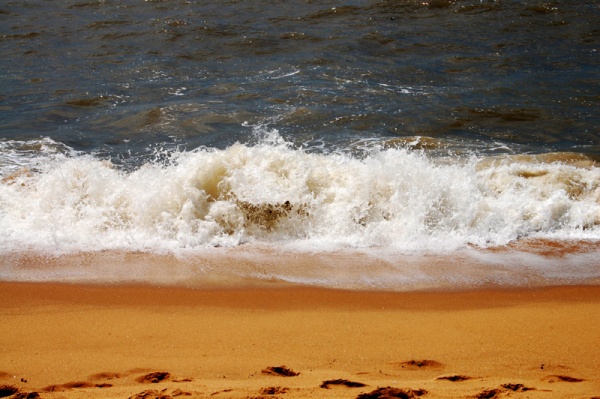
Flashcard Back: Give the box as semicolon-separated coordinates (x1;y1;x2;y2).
3;239;600;291
1;282;599;398
3;281;600;309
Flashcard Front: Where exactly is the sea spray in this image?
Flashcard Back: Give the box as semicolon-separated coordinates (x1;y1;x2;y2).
1;135;599;255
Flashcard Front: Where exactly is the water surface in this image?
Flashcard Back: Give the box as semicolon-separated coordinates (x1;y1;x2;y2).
1;0;599;289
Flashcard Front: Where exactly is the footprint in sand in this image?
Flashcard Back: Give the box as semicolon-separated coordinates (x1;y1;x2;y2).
393;360;444;370
43;380;115;392
136;372;171;384
210;388;233;396
474;383;535;399
0;385;41;399
320;379;367;389
12;393;41;399
259;386;288;395
89;371;123;381
1;389;40;399
40;371;127;392
129;388;193;399
171;388;192;397
501;383;535;392
172;378;193;383
474;388;502;399
356;387;427;399
0;385;20;397
543;375;584;383
436;375;472;382
261;366;299;377
129;389;172;399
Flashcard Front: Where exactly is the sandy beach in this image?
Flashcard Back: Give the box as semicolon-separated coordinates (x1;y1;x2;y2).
1;282;599;399
2;0;600;398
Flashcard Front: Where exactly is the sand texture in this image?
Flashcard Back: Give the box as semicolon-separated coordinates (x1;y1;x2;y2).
1;283;599;399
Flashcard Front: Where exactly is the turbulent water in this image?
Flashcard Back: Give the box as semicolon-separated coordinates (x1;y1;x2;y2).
1;0;599;289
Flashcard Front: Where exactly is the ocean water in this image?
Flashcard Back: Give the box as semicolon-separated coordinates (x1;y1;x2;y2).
1;0;599;289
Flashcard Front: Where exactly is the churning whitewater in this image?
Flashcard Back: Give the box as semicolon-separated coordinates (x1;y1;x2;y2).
1;134;599;255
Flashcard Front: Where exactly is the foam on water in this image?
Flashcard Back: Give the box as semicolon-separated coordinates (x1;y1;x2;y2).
1;244;599;290
1;135;599;288
0;138;78;175
1;134;599;254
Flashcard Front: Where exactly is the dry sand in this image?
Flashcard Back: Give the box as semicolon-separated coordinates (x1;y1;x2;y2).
1;282;599;399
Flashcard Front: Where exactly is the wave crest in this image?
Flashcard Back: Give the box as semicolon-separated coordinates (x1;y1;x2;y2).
1;137;599;254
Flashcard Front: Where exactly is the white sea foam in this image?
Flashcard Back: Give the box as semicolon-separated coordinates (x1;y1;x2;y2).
0;138;78;175
1;135;599;256
1;135;600;289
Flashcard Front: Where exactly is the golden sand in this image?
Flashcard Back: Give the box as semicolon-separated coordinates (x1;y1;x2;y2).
1;283;599;399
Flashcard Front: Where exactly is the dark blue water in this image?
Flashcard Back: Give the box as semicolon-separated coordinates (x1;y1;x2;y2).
2;0;599;166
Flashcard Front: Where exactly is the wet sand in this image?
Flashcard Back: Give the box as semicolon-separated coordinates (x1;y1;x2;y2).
1;282;599;399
